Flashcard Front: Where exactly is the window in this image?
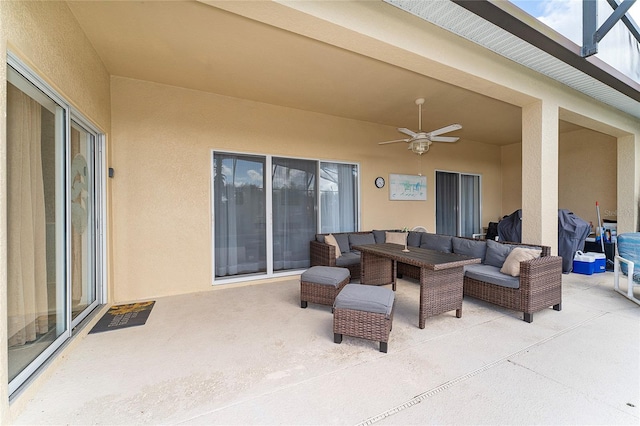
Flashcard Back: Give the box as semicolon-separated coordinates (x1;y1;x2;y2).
212;153;359;282
7;54;105;395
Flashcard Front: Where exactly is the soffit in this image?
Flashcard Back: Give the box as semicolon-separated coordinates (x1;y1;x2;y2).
385;0;640;120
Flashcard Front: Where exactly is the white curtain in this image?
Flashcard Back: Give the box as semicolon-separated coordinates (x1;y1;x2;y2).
320;162;357;233
7;83;49;346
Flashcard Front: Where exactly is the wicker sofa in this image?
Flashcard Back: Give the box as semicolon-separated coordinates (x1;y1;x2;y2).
310;230;563;323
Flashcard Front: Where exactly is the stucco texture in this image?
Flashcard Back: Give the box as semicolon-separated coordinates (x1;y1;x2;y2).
110;76;503;301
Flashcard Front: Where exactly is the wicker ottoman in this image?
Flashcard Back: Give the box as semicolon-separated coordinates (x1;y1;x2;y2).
333;284;395;353
300;266;350;309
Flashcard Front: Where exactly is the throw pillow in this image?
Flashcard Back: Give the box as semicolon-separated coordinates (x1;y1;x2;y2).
385;231;408;246
324;234;341;259
500;247;542;277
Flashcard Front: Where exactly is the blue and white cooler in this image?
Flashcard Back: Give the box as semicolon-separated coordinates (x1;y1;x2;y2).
573;251;595;275
584;252;606;273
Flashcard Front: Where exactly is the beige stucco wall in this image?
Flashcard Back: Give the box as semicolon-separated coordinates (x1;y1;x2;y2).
559;129;617;225
0;1;110;421
501;128;618;229
501;143;523;216
110;76;502;302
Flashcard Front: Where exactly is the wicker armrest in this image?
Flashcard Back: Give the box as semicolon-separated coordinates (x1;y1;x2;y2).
310;240;337;267
519;255;563;293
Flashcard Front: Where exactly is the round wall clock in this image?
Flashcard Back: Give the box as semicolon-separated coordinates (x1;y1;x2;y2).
375;177;385;188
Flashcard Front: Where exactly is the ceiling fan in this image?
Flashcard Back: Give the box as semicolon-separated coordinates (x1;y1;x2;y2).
378;98;462;155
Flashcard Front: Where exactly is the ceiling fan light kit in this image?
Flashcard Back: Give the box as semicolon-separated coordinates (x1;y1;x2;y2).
379;98;462;155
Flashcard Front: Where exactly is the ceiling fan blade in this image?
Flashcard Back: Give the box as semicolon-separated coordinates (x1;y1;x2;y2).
429;123;462;137
378;138;410;145
397;127;417;138
430;136;459;143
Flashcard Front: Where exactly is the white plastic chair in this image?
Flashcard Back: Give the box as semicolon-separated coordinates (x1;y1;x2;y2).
613;232;640;305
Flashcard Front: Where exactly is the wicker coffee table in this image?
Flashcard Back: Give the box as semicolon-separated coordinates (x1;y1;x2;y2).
353;243;481;329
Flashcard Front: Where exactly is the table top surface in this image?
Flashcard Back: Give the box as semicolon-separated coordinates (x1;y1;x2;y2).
353;243;481;270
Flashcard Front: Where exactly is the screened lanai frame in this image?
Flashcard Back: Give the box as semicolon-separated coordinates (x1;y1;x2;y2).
210;150;360;285
7;52;108;397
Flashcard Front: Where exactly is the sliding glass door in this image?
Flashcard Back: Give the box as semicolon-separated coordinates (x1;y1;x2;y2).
435;171;481;237
213;153;267;278
212;153;358;282
272;157;317;271
7;56;105;395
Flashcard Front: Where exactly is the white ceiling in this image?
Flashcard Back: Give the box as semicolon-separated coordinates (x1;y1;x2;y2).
67;0;586;145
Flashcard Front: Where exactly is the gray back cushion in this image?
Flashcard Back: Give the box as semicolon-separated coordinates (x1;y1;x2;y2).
484;239;515;268
452;237;487;262
407;231;422;247
334;233;350;254
348;233;376;248
420;233;453;253
372;230;386;243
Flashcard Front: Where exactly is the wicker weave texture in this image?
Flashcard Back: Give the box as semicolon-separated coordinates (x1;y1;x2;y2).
419;266;464;328
300;275;350;307
360;251;395;286
463;256;562;319
333;307;393;343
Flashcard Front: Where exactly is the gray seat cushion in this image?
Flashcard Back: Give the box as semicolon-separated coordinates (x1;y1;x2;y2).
301;266;350;286
336;252;360;267
464;264;520;289
334;284;394;316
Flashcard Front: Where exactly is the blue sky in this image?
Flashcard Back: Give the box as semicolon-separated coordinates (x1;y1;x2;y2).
509;0;639;81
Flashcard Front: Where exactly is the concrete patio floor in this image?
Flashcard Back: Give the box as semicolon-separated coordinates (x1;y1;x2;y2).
12;271;640;425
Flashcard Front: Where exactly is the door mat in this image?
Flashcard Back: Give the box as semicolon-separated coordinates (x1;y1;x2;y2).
89;301;155;334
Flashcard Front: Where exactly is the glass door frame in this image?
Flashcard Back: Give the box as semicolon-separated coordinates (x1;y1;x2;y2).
7;52;107;396
434;169;483;237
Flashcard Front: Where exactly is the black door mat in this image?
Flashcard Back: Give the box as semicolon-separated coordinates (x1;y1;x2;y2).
89;301;155;334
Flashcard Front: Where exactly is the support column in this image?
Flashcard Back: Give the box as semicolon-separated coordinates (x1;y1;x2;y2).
617;134;639;233
522;100;559;253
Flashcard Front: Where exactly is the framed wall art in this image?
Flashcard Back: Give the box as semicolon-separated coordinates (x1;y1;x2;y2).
389;173;427;201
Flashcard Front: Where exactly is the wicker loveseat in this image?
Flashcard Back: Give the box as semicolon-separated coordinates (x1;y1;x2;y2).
310;230;563;323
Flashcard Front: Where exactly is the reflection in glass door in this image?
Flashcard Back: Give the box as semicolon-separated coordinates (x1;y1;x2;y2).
213;153;267;278
70;122;98;323
7;56;104;396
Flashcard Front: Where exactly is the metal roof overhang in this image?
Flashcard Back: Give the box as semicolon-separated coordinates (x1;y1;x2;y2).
385;0;640;119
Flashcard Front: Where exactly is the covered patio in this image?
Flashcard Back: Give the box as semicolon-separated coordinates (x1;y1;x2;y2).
13;272;639;425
